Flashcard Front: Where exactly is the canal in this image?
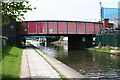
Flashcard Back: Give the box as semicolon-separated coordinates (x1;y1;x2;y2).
31;40;120;79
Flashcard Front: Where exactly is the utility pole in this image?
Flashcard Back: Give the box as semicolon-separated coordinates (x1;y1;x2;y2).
99;0;102;22
118;1;120;28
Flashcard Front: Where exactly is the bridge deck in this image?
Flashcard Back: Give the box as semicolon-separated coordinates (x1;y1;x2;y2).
20;20;103;35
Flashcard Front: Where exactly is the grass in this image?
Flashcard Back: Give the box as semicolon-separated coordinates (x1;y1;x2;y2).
89;47;120;52
89;47;112;51
1;43;23;80
96;48;112;51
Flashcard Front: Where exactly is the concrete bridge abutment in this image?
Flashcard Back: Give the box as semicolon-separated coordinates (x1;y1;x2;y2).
68;35;93;50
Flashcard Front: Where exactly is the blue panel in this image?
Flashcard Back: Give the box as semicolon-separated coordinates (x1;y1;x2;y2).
102;7;119;21
24;36;51;38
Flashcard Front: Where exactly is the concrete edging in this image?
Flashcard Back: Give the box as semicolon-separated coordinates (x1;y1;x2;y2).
89;49;120;56
20;49;31;80
35;49;85;78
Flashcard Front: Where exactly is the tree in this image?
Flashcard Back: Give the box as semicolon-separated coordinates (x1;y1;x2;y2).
1;0;35;25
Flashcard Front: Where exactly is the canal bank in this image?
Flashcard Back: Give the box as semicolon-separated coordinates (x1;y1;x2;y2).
51;40;68;47
51;37;68;47
88;47;120;56
22;42;85;79
34;49;85;78
51;39;120;56
30;42;85;78
29;40;120;79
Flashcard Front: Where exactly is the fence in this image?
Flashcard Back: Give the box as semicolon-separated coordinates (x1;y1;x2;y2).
96;34;120;47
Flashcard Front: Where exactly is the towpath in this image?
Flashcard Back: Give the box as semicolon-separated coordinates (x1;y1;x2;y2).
20;42;85;80
20;44;60;80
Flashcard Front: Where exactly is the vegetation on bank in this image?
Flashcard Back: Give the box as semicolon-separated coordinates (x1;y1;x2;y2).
1;43;23;79
89;46;120;55
89;47;116;51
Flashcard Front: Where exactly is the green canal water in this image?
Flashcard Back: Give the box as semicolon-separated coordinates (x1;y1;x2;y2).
34;41;120;79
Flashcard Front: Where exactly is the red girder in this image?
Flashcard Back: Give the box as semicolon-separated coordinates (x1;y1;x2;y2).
20;21;103;35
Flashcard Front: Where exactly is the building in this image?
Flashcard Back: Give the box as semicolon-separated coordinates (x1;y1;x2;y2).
2;17;17;45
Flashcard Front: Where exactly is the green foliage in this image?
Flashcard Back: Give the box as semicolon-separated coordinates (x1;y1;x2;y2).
98;42;102;48
51;36;60;41
95;48;113;52
1;0;35;25
51;36;57;39
60;36;64;41
89;47;120;52
31;38;36;40
2;43;22;79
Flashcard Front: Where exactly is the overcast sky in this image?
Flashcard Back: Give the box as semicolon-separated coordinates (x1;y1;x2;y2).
24;0;120;21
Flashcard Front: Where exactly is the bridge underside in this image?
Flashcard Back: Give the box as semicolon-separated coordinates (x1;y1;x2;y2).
21;34;94;50
21;34;95;36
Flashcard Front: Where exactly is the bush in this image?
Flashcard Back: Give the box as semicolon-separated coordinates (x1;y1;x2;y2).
98;42;102;48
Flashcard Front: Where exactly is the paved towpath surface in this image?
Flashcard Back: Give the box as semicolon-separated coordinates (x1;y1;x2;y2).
20;49;30;80
20;42;85;80
20;45;60;80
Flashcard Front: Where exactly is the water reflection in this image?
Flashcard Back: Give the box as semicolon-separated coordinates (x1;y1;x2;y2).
33;41;120;79
67;50;120;78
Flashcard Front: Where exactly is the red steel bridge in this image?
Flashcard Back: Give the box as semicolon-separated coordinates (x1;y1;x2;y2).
20;20;103;49
20;20;103;35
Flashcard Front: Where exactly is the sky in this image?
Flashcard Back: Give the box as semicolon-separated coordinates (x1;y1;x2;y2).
24;0;120;22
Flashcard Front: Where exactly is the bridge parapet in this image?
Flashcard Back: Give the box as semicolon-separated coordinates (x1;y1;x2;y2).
19;20;103;35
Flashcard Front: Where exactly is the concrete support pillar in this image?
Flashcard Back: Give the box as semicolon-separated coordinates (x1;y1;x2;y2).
68;36;83;50
45;38;47;47
45;38;52;46
46;38;52;43
68;35;93;50
85;35;93;48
